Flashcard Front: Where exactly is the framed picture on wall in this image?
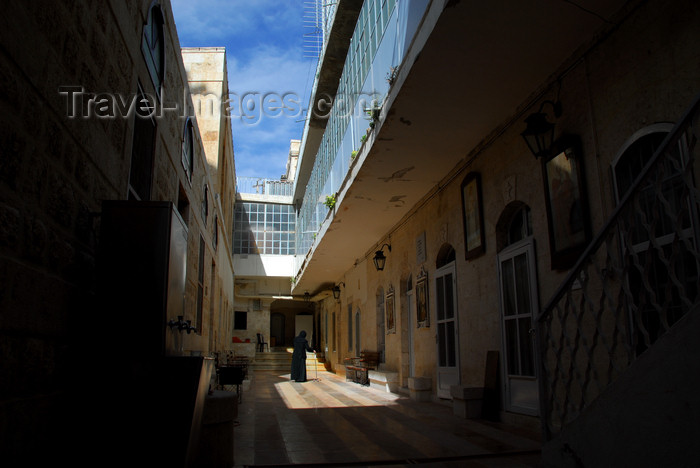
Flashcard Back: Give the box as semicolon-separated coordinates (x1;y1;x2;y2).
416;267;429;328
461;172;486;260
385;286;396;334
542;135;592;270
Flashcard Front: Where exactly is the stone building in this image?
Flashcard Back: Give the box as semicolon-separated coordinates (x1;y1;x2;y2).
2;0;700;466
243;0;699;465
0;1;236;465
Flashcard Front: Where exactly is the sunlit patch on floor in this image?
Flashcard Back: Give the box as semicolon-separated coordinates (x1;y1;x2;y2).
273;373;401;409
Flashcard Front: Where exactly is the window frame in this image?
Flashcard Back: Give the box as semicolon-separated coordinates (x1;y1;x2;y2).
196;235;205;334
182;117;194;182
234;311;248;330
610;123;696;354
127;82;156;201
611;123;674;203
141;1;166;100
202;184;209;225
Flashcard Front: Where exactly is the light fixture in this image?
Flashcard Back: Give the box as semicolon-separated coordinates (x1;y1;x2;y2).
167;316;196;334
304;292;310;302
332;282;346;300
373;243;392;271
521;100;562;159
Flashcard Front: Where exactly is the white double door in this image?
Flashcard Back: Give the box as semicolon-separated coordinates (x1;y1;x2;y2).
497;239;539;415
436;263;459;399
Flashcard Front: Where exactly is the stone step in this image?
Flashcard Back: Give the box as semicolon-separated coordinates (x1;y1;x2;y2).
250;351;325;372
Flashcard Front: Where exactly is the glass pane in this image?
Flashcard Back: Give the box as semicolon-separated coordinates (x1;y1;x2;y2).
438;323;447;367
518;317;535;376
446;321;456;367
445;274;454;319
436;276;445;321
505;319;518;375
514;253;531;316
508;210;524;244
501;259;516;316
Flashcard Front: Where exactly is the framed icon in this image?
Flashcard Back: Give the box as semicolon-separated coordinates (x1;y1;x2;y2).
542;135;591;270
461;172;486;260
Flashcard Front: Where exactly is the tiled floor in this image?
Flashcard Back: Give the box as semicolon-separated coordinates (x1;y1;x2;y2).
233;369;541;467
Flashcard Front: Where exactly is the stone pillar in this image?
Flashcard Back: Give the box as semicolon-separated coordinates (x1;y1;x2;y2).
408;377;432;401
450;386;484;419
369;370;399;392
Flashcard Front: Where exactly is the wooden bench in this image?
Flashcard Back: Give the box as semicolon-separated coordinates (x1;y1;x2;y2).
345;351;380;386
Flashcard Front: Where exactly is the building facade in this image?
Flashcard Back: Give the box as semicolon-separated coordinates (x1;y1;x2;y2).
0;1;236;465
269;0;700;465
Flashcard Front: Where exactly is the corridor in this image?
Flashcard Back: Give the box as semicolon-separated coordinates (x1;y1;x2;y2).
233;370;541;467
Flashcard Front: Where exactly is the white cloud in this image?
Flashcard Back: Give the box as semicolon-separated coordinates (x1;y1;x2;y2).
171;0;299;44
172;0;320;179
226;45;315;179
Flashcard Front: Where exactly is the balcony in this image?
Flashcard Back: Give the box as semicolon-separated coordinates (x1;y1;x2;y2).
292;0;627;294
236;177;294;203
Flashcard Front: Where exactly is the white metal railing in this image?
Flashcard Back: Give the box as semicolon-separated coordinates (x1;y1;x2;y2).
235;177;293;197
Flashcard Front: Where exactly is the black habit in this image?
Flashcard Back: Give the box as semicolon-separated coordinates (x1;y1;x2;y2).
291;330;314;382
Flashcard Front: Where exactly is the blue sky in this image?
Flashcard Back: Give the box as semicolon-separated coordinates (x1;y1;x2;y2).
171;0;320;179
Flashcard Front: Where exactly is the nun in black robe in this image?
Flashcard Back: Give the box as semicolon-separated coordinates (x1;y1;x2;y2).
290;330;314;382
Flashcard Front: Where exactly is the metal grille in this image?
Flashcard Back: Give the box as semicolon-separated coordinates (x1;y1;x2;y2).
296;0;402;258
537;93;700;439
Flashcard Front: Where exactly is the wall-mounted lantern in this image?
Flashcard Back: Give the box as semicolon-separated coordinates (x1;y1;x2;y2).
373;243;392;271
521;100;562;158
332;282;346;300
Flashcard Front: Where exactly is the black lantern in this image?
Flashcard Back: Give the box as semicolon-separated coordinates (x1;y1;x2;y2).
521;100;562;158
332;282;345;300
373;244;392;271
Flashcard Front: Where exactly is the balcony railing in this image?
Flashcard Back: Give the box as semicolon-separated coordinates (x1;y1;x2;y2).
236;177;293;197
537;92;700;439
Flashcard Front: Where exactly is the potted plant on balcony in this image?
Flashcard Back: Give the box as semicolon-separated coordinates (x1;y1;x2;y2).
324;194;336;210
386;66;398;86
364;101;382;129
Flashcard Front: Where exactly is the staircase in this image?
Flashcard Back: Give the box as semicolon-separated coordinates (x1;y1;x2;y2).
251;348;325;375
251;349;292;372
538;93;700;467
540;308;700;467
306;352;326;374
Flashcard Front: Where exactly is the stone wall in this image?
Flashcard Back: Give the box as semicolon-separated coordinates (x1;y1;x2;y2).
323;0;700;416
0;1;235;463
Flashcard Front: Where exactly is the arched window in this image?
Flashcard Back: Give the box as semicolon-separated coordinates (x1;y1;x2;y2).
128;83;156;201
496;202;539;413
507;206;532;246
182;117;194;180
436;244;456;269
611;124;696;353
612;124;673;202
141;2;165;97
202;184;209;225
496;202;533;252
213;215;219;249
